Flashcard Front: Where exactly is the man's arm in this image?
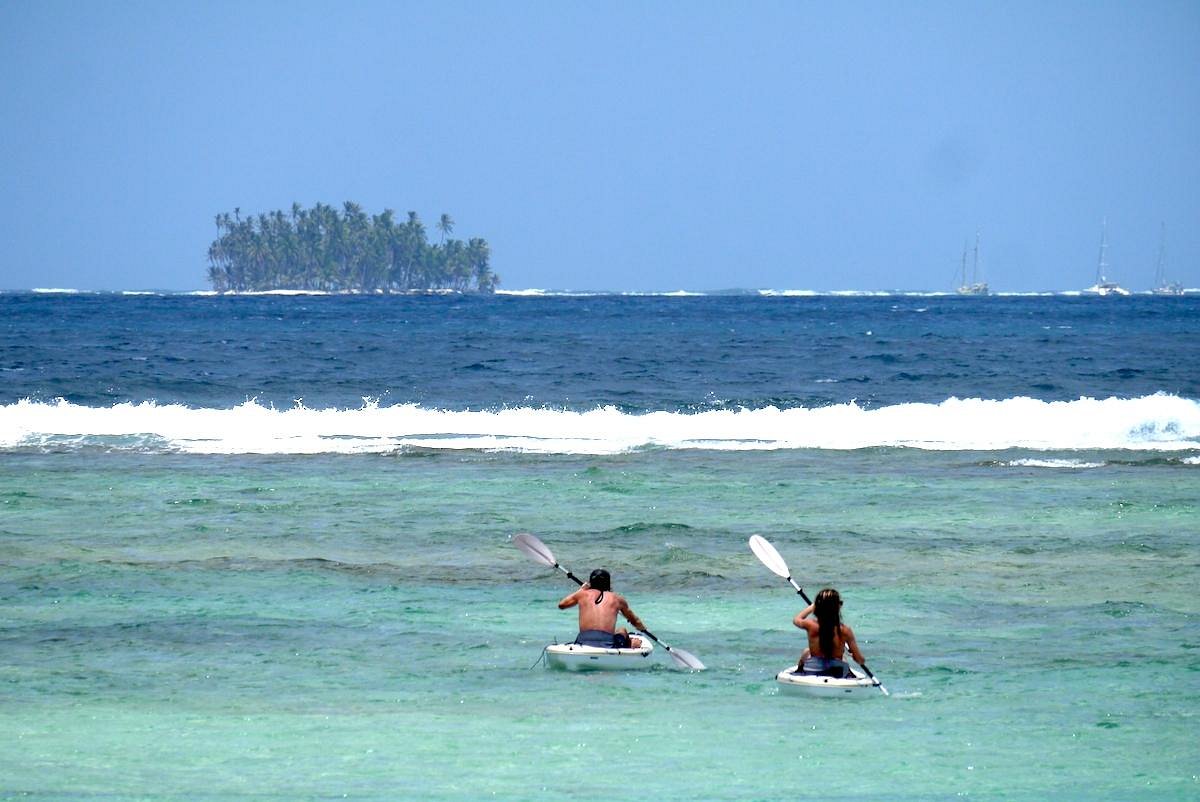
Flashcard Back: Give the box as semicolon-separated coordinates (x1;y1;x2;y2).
618;597;646;631
558;585;586;610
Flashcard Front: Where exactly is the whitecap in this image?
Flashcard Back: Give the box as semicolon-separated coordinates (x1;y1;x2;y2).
2;394;1197;456
1002;458;1106;469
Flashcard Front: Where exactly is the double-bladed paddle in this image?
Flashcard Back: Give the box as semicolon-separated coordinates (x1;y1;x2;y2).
513;532;705;671
748;534;888;695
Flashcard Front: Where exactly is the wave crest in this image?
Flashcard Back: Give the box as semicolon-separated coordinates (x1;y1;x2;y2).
1;395;1197;455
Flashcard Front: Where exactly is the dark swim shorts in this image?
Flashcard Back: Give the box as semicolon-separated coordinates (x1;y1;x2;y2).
801;656;850;678
574;629;632;648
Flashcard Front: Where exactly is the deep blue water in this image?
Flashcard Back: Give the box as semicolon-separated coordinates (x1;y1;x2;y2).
3;293;1197;410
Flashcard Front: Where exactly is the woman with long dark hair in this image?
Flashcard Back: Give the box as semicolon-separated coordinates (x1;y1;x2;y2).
793;588;866;678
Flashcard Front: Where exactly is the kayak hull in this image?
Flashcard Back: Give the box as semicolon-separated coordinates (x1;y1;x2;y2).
775;665;878;697
545;639;655;671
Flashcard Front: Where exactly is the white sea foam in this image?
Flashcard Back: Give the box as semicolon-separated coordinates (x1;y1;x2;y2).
252;289;332;296
1002;458;1106;469
621;290;706;297
495;288;608;297
1;395;1198;456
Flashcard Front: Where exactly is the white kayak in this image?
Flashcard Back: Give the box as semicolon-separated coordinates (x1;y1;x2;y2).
545;638;655;671
775;664;879;697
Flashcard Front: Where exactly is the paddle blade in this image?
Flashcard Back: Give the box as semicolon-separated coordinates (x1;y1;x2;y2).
666;646;706;671
749;534;791;579
639;629;706;671
513;532;557;568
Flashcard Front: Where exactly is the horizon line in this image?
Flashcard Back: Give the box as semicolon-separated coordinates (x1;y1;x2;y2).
6;287;1197;298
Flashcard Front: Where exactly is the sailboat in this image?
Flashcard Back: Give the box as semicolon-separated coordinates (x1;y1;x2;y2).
1151;224;1184;296
1084;219;1130;296
955;232;989;295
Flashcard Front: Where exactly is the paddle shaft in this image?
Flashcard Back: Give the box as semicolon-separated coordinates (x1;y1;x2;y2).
557;564;585;586
787;577;811;603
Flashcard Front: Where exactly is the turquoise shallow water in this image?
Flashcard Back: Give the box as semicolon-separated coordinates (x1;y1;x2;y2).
2;449;1197;800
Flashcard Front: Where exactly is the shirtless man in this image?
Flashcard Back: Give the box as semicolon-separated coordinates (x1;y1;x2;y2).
558;569;645;649
793;587;865;677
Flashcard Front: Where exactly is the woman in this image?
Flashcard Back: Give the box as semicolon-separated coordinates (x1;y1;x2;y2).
793;587;866;677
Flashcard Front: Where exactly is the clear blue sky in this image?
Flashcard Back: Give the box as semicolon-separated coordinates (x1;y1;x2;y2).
2;1;1197;292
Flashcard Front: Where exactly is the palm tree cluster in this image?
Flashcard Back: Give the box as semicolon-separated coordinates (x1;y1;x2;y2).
206;202;497;293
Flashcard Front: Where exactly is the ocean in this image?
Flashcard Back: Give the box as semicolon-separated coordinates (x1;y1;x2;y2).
1;292;1197;800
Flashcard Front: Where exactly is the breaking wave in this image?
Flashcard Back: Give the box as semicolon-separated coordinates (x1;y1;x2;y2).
1;394;1197;456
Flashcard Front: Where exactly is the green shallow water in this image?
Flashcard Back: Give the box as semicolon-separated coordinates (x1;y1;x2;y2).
2;450;1198;800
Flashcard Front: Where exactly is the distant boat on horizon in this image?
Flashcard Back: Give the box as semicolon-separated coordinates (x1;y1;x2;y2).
1151;223;1184;296
1083;219;1130;296
955;232;989;295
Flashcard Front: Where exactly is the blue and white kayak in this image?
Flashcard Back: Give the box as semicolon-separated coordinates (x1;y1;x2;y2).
775;664;878;697
545;639;655;671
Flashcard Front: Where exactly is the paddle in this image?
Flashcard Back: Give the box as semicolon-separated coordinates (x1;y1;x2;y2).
512;532;705;671
748;534;888;695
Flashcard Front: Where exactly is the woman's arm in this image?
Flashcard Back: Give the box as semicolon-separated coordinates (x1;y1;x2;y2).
842;624;866;665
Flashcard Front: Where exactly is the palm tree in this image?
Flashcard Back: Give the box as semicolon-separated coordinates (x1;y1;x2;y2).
437;213;454;245
398;212;426;289
467;238;494;292
367;209;395;292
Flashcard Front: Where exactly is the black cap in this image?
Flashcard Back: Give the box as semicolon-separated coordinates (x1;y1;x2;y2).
588;569;611;592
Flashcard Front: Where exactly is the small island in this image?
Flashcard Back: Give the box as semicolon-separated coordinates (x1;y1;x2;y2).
206;202;497;293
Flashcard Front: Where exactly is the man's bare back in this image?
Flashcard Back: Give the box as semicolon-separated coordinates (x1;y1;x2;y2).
558;572;645;648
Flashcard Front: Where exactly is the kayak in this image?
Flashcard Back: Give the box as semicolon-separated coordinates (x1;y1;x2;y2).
545;638;655;671
775;664;879;697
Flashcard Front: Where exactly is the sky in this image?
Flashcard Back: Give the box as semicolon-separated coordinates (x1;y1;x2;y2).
1;1;1197;293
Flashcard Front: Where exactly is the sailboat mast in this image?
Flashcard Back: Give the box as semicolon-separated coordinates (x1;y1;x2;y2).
1096;219;1109;285
973;232;981;284
1154;223;1167;288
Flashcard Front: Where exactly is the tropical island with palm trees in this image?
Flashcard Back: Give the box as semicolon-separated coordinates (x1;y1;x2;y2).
206;202;497;293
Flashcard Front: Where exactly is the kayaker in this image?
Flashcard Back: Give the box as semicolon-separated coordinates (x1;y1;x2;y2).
793;587;865;677
558;568;645;649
